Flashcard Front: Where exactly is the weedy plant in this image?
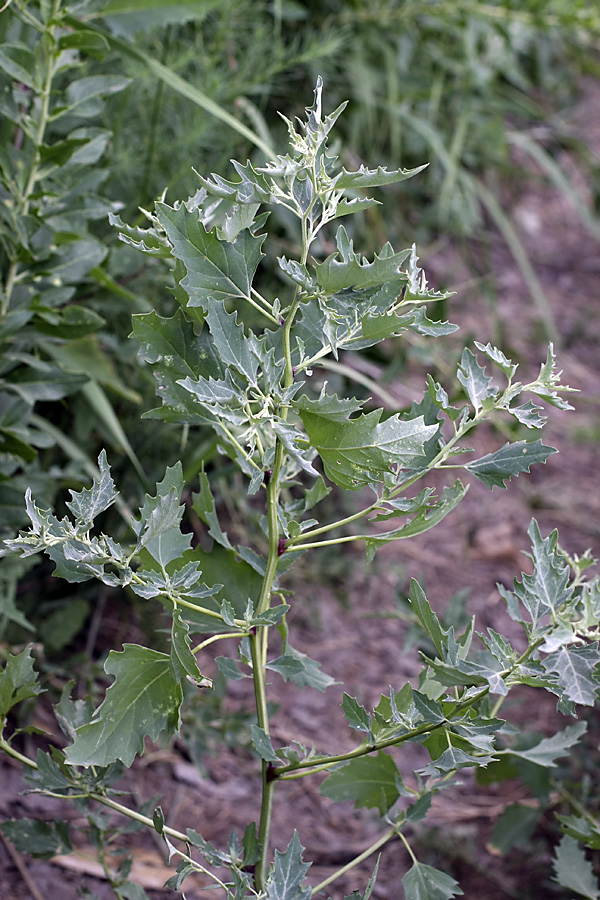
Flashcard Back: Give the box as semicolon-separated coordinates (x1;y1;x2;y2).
1;79;600;900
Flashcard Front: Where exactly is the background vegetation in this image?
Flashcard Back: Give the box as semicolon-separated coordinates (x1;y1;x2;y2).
0;1;599;897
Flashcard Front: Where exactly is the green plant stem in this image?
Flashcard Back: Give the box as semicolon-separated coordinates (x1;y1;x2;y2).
398;830;418;864
310;826;397;896
250;631;276;891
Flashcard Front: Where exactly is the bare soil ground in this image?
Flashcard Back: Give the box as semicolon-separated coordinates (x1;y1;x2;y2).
1;82;599;900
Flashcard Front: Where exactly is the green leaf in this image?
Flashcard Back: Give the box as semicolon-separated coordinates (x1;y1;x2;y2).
130;308;223;422
508;401;546;429
1;818;71;861
274;646;336;692
155;201;265;312
508;722;587;768
542;646;600;707
62;75;131;113
0;428;37;463
314;226;410;293
365;482;468;560
339;859;379;900
505;519;572;631
457;347;495;413
65;450;117;528
402;861;463;900
336;163;428;190
489;804;540;855
170;609;211;688
205;303;260;385
466;440;557;490
58;30;110;58
0;44;37;89
473;342;517;379
41;239;108;285
556;814;600;851
553;836;599;900
264;831;311;900
33;305;105;340
66;645;183;767
408;579;448;657
251;725;278;762
135;464;191;566
341;693;372;734
320;752;400;815
0;646;42;718
295;391;437;490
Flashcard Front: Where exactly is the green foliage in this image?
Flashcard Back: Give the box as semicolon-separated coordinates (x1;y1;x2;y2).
0;73;598;900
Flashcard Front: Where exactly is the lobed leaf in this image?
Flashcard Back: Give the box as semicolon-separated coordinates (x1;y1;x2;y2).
156;201;265;311
0;647;42;719
66;645;183;768
264;831;311;900
402;861;463;900
553;835;599;900
457;347;495;413
466;441;557;490
65;450;117;528
295;391;437;491
319;752;400;815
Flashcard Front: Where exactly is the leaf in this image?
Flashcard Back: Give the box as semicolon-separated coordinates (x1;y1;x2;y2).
504;519;573;631
273;646;336;692
130;308;223;421
155;201;265;311
402;861;463;900
553;836;599;900
135;464;191;566
365;482;468;560
65;450;117;528
508;722;587;768
251;725;278;762
408;579;448;657
542;646;600;707
170;609;210;687
314;226;410;293
473;342;517;379
66;645;183;767
264;831;311;900
192;468;232;550
508;401;546;429
457;347;495;413
41;239;108;285
335;163;428;190
1;818;71;861
295;391;437;490
0;44;37;89
320;752;400;815
205;303;259;385
490;804;540;855
466;440;557;490
341;693;372;734
0;647;42;718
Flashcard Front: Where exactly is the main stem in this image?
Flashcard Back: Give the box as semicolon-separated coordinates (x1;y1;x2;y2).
252;208;310;890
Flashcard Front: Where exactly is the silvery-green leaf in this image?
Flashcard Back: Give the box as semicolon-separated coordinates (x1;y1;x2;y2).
65;450;117;528
466;441;557;490
66;645;182;767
